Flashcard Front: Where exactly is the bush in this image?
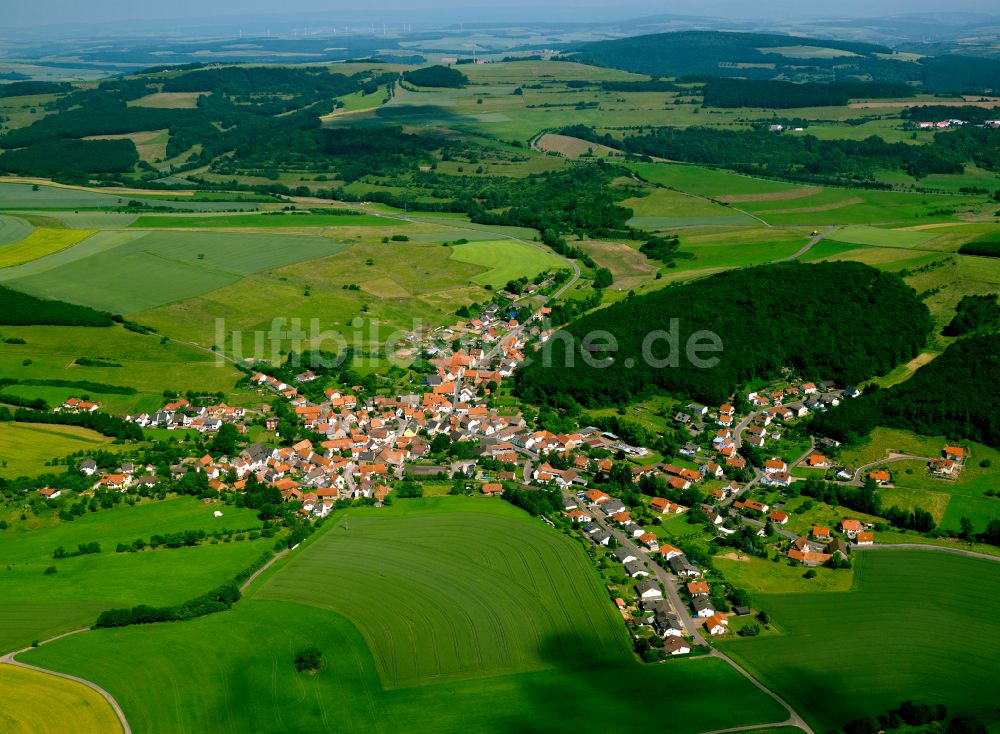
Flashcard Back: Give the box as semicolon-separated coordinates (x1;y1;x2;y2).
44;565;57;575
803;569;818;579
294;647;323;672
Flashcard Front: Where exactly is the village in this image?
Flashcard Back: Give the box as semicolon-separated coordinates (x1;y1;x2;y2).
37;292;972;656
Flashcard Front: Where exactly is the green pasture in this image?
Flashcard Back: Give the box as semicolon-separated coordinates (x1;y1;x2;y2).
131;212;396;229
0;182;260;211
0;229;354;314
719;550;1000;732
0;213;32;245
0;496;269;653
21;497;788;733
448;240;566;289
0;422;116;479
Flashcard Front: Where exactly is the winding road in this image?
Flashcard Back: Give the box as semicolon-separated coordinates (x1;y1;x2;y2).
1;628;132;734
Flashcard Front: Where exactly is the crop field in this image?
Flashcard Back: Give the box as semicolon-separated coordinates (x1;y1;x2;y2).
21;498;788;733
448;240;567;289
0;496;270;653
719;550;1000;732
138;238;490;353
0;214;32;245
0;422;116;479
131;212;397;229
0;229;355;313
0;324;249;413
254;498;630;686
0;665;123;734
0;182;261;211
826;224;939;248
0;227;94;268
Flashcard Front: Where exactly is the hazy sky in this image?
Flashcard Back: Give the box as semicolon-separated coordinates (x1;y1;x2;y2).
6;0;999;28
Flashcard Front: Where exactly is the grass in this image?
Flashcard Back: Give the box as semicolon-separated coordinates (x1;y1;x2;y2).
826;224;938;248
20;498;788;733
0;229;355;314
447;240;567;289
0;665;123;734
0;324;249;414
131;212;396;229
0;228;93;268
254;497;630;686
719;550;1000;732
0;423;115;479
0;214;33;245
714;552;855;594
0;496;270;653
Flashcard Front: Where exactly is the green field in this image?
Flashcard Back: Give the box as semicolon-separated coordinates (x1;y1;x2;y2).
0;182;261;211
255;498;628;686
0;665;123;734
448;240;567;289
20;498;788;733
720;550;1000;732
0;324;249;413
0;496;270;654
0;213;32;245
131;212;396;228
0;229;354;314
0;227;94;268
0;422;115;479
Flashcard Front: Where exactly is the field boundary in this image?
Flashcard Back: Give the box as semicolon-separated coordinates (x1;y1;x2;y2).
2;628;132;734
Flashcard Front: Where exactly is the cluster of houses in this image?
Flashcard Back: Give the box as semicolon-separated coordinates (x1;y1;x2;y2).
55;397;101;414
126;398;248;433
76;459;158;493
930;445;967;477
785;519;874;565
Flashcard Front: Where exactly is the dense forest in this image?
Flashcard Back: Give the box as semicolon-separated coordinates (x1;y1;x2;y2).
515;261;931;407
810;333;1000;447
568;31;1000;94
702;79;913;108
957;238;1000;258
0;81;72;97
0;138;139;178
402;65;468;88
0;65;393;182
0;285;115;327
943;294;1000;336
562;124;1000;183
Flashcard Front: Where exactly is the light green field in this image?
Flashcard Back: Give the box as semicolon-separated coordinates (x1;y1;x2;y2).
0;665;123;734
131;212;396;229
448;239;566;289
21;498;788;733
826;224;938;248
720;551;1000;732
0;324;249;413
0;227;94;268
0;229;354;314
714;552;855;594
138;238;490;355
0;496;269;653
0;422;115;479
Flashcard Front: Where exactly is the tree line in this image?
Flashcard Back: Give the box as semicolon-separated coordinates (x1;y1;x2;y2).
703;79;913;108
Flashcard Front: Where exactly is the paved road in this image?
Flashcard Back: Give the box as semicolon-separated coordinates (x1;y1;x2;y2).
586;504;706;644
855;543;1000;562
703;649;816;734
1;629;132;734
849;453;930;485
779;225;836;261
739;515;798;542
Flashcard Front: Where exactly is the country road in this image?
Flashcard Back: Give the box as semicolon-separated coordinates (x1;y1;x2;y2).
1;628;132;734
780;225;836;261
849;453;931;485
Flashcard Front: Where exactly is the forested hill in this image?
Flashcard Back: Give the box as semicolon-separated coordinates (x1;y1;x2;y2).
566;31;1000;94
514;261;931;407
811;333;1000;447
